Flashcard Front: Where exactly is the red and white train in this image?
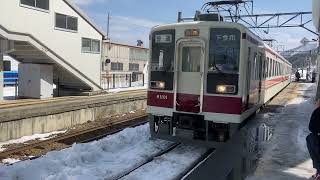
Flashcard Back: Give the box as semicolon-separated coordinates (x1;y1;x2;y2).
147;14;292;146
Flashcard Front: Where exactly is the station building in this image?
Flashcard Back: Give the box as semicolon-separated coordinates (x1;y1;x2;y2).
0;0;105;99
100;41;149;89
102;42;149;74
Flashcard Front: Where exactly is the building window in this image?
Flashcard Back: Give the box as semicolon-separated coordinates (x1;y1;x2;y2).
130;48;149;61
55;13;78;32
129;63;140;71
111;62;123;71
3;61;11;71
21;0;49;11
81;38;100;53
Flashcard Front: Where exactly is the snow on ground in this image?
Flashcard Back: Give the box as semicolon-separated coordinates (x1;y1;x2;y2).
107;84;147;93
2;159;20;165
122;145;207;180
0;124;176;180
247;83;316;180
0;130;67;152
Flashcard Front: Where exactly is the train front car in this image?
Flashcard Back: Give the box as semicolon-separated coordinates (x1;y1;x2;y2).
147;16;265;147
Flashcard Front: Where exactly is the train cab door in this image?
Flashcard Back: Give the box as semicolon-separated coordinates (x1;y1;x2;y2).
175;40;205;114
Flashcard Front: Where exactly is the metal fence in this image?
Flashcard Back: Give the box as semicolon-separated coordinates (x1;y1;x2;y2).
101;73;145;90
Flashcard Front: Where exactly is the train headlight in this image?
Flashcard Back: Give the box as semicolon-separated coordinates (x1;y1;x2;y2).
216;85;236;94
150;81;166;89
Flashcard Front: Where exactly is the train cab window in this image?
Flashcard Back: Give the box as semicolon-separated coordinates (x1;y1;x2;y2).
151;30;175;72
209;28;241;74
150;30;175;91
207;28;240;95
181;47;201;72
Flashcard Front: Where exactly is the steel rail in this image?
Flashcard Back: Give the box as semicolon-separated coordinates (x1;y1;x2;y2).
113;143;181;180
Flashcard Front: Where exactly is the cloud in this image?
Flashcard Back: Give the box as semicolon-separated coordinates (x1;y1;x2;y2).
85;12;165;46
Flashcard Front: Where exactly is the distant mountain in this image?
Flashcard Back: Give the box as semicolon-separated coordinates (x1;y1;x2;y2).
281;43;317;57
281;42;318;68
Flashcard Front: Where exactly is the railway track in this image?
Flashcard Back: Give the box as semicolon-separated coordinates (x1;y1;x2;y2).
0;113;148;162
0;89;147;109
113;143;214;180
114;143;181;180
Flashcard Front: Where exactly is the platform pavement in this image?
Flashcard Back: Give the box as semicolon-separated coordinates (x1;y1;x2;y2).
0;90;147;142
248;82;316;180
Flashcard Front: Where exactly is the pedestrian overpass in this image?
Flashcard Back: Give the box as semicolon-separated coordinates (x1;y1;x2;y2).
0;0;104;99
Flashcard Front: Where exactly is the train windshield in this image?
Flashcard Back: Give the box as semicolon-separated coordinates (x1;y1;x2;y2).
208;28;241;74
151;30;175;72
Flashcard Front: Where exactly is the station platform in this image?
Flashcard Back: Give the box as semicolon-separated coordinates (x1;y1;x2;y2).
246;82;316;180
0;89;147;142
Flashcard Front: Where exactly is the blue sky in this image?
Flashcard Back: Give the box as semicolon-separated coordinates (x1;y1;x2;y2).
73;0;316;50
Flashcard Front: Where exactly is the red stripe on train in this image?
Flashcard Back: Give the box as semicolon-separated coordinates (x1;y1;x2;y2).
203;96;243;115
147;91;174;108
148;91;243;115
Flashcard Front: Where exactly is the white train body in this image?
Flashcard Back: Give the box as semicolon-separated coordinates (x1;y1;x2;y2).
147;18;292;146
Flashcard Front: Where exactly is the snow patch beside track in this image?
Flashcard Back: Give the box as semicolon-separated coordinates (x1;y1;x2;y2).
0;124;174;180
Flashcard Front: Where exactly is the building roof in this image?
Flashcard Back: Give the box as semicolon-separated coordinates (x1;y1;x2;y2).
64;0;106;37
104;41;149;50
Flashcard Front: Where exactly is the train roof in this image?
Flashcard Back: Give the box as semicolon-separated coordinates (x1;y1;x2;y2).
152;21;291;66
263;43;291;66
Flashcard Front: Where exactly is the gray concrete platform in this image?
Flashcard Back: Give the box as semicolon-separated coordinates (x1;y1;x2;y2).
0;90;147;142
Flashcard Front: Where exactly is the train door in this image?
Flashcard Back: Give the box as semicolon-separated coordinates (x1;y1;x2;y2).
175;41;204;113
257;53;263;104
245;47;251;109
258;54;263;103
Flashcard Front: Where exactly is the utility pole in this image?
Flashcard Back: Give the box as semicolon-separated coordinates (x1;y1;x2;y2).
107;12;110;39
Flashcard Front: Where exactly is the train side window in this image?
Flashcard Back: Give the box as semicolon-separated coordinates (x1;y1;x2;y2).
269;59;272;77
271;59;274;77
274;62;276;76
276;62;279;76
253;53;257;80
266;58;268;78
274;61;276;76
268;58;271;77
272;60;275;77
181;47;201;72
262;55;265;79
270;59;273;77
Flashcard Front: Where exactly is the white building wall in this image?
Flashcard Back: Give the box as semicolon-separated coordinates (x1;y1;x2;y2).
102;43;148;73
103;44;130;72
0;0;102;89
